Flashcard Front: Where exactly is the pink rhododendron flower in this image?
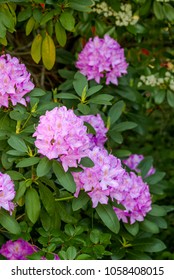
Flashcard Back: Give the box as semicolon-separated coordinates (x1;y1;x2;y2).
0;54;34;108
76;34;128;85
73;146;125;206
123;154;156;177
0;239;60;260
111;172;152;224
80;114;108;148
0;239;36;260
0;172;15;214
33;106;90;171
73;147;152;224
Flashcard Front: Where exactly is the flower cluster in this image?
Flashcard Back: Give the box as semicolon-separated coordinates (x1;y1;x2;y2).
123;154;156;177
33;106;90;172
92;2;139;26
0;239;36;260
0;239;60;260
73;147;152;224
112;172;152;224
76;34;128;85
138;70;174;92
0;54;34;108
0;172;15;214
80;114;108;148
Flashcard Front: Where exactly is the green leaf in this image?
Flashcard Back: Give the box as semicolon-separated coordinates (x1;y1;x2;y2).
124;222;139;236
145;171;165;185
138;156;153;178
39;184;55;216
66;246;77;260
108;100;125;126
109;131;123;144
59;12;75;32
0;209;21;235
148;204;167;217
17;6;32;22
30;88;46;97
55;21;67;47
88;94;114;105
134;238;166;252
69;0;93;12
153;1;164;20
73;72;88;97
78;103;90;115
40;11;54;25
96;203;120;234
55;201;78;224
14;181;27;202
86;85;103;97
167;90;174;108
55;93;79;100
163;3;174;21
16;157;40;168
25;188;41;224
36;157;52;177
65;224;74;236
154;89;166;104
6;171;24;180
26;16;35;36
0;11;15;31
8;135;28;153
90;229;100;244
52;160;76;193
80;157;94;168
72;191;90;211
140;219;160;234
110;121;137;132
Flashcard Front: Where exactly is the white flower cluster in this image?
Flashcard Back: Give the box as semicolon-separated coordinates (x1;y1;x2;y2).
92;2;139;26
138;71;174;91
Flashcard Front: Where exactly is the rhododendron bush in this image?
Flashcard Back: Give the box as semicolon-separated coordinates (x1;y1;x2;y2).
0;0;174;260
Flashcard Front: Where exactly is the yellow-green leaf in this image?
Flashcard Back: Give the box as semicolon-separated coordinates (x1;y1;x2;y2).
42;33;56;70
26;16;35;36
55;21;67;47
31;34;42;64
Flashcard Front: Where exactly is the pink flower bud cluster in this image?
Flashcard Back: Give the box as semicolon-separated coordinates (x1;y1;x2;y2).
0;239;60;260
73;147;152;224
33;106;90;172
0;54;34;108
76;34;128;85
123;154;156;177
0;172;15;214
80;114;108;148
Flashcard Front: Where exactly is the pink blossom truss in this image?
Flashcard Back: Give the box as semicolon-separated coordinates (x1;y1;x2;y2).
0;172;15;214
33;106;90;172
76;34;128;85
0;54;34;107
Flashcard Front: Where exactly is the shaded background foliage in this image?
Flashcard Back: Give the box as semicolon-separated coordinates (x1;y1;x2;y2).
0;0;174;260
